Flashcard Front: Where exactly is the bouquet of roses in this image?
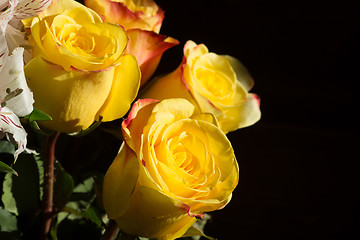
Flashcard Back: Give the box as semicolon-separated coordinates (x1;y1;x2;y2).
0;0;261;239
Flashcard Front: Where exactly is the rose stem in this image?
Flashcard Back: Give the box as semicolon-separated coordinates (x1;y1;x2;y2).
40;132;60;240
101;219;119;240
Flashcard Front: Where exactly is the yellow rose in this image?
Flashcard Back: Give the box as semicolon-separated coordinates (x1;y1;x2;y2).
103;98;239;240
85;0;178;86
24;0;140;133
142;40;261;133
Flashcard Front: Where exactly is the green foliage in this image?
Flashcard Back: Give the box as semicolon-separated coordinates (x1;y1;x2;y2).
80;207;102;227
0;135;111;239
0;161;17;176
24;108;52;123
0;206;17;232
1;154;41;238
2;173;18;215
2;154;41;217
53;160;74;210
181;214;214;240
23;108;53;135
0;141;17;175
0;140;15;154
181;226;215;240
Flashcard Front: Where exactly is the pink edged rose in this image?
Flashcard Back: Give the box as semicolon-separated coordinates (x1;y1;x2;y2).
103;98;239;239
142;40;261;133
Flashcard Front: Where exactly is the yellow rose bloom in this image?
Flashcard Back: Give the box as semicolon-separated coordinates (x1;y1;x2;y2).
142;40;261;133
85;0;178;86
24;0;140;133
103;98;239;239
30;1;126;72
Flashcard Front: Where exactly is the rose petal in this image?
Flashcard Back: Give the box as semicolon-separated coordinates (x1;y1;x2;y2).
122;98;159;130
224;55;254;91
31;8;127;71
85;0;164;32
121;98;158;153
141;66;198;109
184;40;208;67
125;29;179;85
96;54;141;122
219;93;261;133
113;184;196;239
36;0;101;22
24;56;116;133
152;98;195;121
103;143;139;219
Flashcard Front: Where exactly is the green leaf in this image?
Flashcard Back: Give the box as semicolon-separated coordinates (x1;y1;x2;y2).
23;108;54;135
50;222;58;240
2;173;18;215
1;154;41;217
81;207;102;227
34;154;44;200
0;140;15;154
29;119;54;136
66;177;96;214
193;213;211;233
62;206;102;228
182;226;215;240
55;176;103;234
182;214;214;240
73;177;94;193
24;108;52;122
53;160;74;210
0;161;18;176
0;141;17;175
0;206;17;232
56;211;70;227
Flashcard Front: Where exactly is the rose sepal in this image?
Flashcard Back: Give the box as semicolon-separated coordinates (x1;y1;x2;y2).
23;107;53;136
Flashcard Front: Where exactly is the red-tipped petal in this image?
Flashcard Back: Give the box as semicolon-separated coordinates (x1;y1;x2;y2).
125;29;179;85
122;98;159;129
85;0;164;32
177;203;205;219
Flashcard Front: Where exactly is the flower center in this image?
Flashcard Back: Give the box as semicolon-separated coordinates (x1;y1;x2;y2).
196;68;232;97
57;24;95;54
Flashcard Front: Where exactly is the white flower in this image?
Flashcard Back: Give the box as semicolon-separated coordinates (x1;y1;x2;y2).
0;0;51;159
0;46;34;116
0;106;35;161
0;0;52;64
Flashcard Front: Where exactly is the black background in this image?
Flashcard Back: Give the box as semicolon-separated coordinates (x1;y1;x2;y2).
154;1;359;239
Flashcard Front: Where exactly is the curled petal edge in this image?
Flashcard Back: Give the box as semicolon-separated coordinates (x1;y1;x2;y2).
0;107;34;161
